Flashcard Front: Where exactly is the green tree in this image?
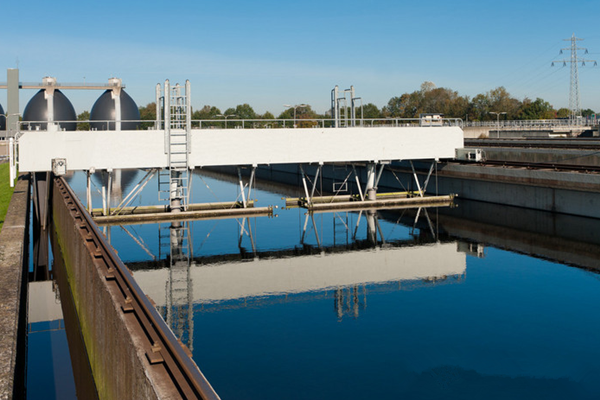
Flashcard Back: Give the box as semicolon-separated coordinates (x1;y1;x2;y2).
138;102;156;129
581;108;596;118
470;93;491;121
382;95;409;117
487;87;521;120
556;108;570;118
192;105;221;120
278;105;317;127
518;98;555;120
139;102;156;120
360;103;382;119
260;111;275;119
77;110;90;131
233;104;256;119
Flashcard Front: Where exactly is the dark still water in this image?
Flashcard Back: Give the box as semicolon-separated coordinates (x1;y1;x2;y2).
66;169;600;399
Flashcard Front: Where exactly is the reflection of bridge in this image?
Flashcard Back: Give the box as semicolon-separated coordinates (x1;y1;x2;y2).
124;207;465;348
133;241;466;307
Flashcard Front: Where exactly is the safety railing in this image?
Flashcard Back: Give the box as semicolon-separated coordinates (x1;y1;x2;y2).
15;117;465;132
464;118;598;129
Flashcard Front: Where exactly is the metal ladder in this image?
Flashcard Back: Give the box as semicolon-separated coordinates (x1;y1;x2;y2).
158;80;191;211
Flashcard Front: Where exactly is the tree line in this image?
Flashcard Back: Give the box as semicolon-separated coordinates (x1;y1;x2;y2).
76;81;597;130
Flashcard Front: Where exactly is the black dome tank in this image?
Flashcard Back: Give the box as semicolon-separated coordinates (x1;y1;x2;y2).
90;89;140;130
22;89;77;131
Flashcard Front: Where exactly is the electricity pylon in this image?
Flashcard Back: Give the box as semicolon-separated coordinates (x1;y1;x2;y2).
552;34;597;119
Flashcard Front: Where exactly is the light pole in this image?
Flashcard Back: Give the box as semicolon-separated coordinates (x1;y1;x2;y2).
283;104;308;128
489;111;506;138
216;114;236;129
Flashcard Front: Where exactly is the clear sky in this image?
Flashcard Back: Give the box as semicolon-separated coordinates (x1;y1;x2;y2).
2;0;599;116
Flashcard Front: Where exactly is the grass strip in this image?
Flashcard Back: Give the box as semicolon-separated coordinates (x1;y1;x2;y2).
0;163;16;231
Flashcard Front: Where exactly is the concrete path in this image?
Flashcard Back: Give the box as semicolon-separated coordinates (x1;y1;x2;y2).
0;174;30;399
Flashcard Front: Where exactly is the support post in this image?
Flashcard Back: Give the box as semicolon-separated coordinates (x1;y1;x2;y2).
113;169;122;197
410;161;424;197
300;165;311;204
350;85;356;127
8;138;15;188
101;176;107;217
155;84;162;130
164;80;171;153
247;165;256;204
352;164;364;201
310;164;322;202
237;167;247;208
186;80;191;148
170;171;181;213
331;86;339;128
366;162;377;201
86;170;92;212
421;161;435;195
107;169;112;216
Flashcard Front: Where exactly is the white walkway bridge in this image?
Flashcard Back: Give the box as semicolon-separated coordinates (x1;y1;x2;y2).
12;79;464;215
19;125;463;172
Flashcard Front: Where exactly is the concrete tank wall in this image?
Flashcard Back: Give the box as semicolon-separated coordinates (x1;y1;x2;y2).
51;180;166;400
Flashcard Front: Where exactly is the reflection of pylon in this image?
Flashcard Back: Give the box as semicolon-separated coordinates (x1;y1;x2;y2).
552;34;597;118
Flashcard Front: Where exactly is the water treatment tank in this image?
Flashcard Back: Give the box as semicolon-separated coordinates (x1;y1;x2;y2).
0;103;5;131
22;89;77;131
90;88;140;130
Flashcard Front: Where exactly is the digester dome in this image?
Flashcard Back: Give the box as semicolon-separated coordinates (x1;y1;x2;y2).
22;89;77;131
90;89;140;130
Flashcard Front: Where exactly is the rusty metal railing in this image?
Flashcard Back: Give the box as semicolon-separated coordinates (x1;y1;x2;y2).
55;177;220;400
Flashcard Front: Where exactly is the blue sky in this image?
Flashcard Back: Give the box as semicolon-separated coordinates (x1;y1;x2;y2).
2;0;600;115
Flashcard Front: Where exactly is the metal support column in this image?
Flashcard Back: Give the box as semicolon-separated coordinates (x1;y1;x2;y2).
352;164;364;201
155;83;162;129
366;162;377;201
247;165;257;204
331;85;339;128
107;169;112;215
8;138;15;188
350;86;356;127
299;164;321;205
86;170;92;212
101;171;107;216
237;167;247;208
410;161;424;197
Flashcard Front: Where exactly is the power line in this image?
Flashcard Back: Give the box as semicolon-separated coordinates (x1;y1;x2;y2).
552;34;597;118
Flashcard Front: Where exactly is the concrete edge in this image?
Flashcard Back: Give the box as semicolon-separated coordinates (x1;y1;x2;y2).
0;174;30;399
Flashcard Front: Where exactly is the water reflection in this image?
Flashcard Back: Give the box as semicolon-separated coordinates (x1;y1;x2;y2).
62;169;600;399
122;207;466;352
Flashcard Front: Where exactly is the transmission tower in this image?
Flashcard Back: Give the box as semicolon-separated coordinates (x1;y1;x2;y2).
552;34;597;119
